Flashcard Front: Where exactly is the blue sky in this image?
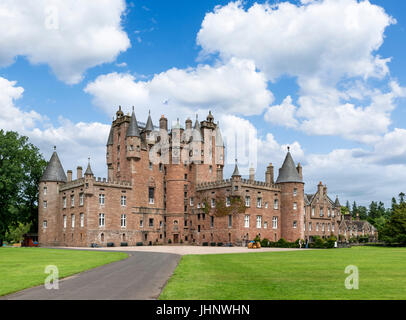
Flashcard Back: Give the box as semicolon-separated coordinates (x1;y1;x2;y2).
1;0;406;206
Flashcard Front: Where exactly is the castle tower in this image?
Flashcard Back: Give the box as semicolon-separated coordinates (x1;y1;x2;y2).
276;148;305;242
215;122;224;181
38;148;67;246
106;124;114;181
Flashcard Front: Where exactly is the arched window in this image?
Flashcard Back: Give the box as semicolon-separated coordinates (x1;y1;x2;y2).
101;233;104;242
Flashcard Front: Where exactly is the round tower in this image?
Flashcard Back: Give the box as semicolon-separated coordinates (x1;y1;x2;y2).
38;147;67;246
276;148;305;242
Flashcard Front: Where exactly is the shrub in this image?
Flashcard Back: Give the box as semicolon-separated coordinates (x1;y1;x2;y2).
202;242;209;246
136;242;143;246
217;242;223;246
210;242;216;246
180;239;183;244
107;242;114;247
120;242;128;247
168;239;172;244
277;238;289;248
261;238;270;248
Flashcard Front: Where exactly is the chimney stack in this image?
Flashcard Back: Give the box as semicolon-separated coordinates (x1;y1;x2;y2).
266;163;274;184
296;163;302;180
67;170;72;182
185;118;192;130
249;166;255;181
159;115;168;131
77;166;83;179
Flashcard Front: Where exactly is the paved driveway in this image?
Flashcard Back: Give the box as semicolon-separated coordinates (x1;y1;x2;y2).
2;251;180;300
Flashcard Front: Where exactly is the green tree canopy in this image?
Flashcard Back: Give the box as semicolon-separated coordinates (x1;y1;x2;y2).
0;130;47;246
380;202;406;245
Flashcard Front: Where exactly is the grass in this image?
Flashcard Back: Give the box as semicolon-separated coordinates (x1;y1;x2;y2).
160;247;406;300
0;247;128;296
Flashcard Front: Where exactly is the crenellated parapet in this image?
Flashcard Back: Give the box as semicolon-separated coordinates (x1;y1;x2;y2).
60;177;132;191
196;178;280;191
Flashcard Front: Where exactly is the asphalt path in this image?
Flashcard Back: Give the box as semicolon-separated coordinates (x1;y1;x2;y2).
2;250;181;300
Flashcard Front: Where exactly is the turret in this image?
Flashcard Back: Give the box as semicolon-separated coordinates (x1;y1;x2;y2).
126;108;141;160
38;147;67;246
231;160;242;197
276;147;304;242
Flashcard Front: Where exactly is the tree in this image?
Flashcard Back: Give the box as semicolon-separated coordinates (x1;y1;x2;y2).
399;192;405;204
0;130;47;246
5;222;32;244
380;202;406;245
352;201;358;218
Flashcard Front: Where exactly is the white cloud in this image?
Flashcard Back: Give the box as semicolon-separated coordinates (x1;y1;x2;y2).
0;76;109;177
265;96;299;128
197;0;394;81
0;0;130;84
84;58;273;121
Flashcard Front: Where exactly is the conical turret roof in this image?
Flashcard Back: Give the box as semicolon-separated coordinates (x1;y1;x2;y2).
232;162;240;177
145;110;154;131
85;161;94;176
106;125;114;145
276;150;303;183
126;110;141;137
40;151;67;183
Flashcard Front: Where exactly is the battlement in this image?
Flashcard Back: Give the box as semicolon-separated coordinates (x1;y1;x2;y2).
196;178;280;191
60;177;132;191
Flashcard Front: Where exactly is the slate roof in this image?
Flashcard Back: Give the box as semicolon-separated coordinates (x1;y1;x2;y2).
276;151;303;183
232;163;241;177
126;111;141;137
85;162;94;176
145;111;154;131
106;125;114;145
40;151;67;183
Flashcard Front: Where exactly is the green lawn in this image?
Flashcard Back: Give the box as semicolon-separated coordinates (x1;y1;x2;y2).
160;247;406;300
0;247;128;296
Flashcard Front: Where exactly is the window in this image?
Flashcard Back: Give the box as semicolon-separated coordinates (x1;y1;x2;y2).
71;214;75;228
257;198;262;208
309;222;312;231
197;203;201;209
209;165;212;173
244;215;250;228
274;199;279;209
80;213;84;227
332;210;335;218
312;207;315;216
43;201;47;208
43;187;47;195
121;214;126;228
99;194;105;205
149;187;155;204
332;223;335;232
140;219;143;228
293;221;297;228
63;215;67;228
99;213;105;227
234;186;238;191
121;195;126;206
211;198;215;208
265;202;268;209
264;222;268;229
210;216;214;228
228;215;232;228
190;197;194;206
117;163;120;171
256;216;262;228
327;223;330;232
63;197;66;208
320;208;324;217
303;222;306;231
328;208;331;217
159;221;163;228
149;218;154;227
293;188;297;196
245;196;251;207
272;216;278;229
184;174;187;180
322;223;325;232
71;195;75;207
293;202;297;210
226;197;231;207
159;163;163;171
149;162;152;170
43;220;47;229
316;223;319;231
79;193;84;206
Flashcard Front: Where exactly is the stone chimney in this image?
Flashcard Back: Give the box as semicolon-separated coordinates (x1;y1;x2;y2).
185;118;192;130
77;166;83;179
266;163;274;184
67;170;72;182
318;181;323;196
296;163;302;180
249;166;255;181
159;115;168;131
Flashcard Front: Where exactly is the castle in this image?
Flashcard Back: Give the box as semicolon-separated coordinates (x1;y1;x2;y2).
38;107;376;247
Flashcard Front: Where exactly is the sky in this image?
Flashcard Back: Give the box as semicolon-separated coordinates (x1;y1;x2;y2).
1;0;406;207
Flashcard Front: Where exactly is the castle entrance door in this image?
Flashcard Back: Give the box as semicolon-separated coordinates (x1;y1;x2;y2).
173;234;179;244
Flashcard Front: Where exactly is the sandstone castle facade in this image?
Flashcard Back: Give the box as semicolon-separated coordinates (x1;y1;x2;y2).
38;107;376;247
